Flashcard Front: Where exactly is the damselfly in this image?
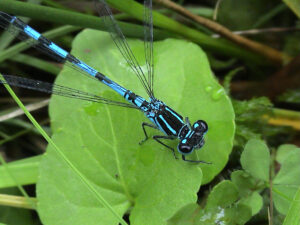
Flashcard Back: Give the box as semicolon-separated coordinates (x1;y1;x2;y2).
0;0;209;163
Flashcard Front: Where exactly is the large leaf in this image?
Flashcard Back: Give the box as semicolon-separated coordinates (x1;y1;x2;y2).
37;30;234;225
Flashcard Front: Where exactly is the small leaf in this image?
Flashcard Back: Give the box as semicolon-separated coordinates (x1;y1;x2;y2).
239;192;263;216
225;203;252;225
276;144;299;164
167;203;198;225
241;139;270;181
273;146;300;215
206;180;239;209
198;203;252;225
283;187;300;225
231;170;257;197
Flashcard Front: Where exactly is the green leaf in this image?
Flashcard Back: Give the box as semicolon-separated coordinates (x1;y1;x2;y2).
167;182;251;225
283;187;300;225
166;203;198;225
0;156;41;188
273;146;300;215
231;171;263;216
241;139;270;181
36;30;235;225
276;144;299;164
278;88;300;104
167;202;252;225
283;0;300;18
231;170;257;196
239;192;263;216
224;203;252;225
206;180;239;209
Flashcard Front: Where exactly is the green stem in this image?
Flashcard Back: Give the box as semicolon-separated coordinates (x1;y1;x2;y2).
0;0;269;65
106;0;269;65
0;194;37;210
10;53;61;75
0;74;129;225
0;0;170;40
0;155;36;210
272;108;300;120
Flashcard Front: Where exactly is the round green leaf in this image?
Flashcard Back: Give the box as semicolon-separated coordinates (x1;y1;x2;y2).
273;147;300;215
239;192;263;216
37;30;234;225
241;139;270;181
206;180;239;209
276;144;299;164
231;170;257;196
283;187;300;225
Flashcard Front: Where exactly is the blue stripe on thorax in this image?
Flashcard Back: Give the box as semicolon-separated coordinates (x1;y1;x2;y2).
165;107;184;123
158;115;176;135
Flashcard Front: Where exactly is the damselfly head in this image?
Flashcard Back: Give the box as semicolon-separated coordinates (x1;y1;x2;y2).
177;120;208;155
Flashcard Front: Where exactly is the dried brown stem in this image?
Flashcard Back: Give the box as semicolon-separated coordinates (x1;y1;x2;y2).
155;0;290;65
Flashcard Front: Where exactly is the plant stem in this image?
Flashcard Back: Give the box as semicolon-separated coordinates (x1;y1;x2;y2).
155;0;289;65
0;194;37;209
0;0;170;40
264;108;300;130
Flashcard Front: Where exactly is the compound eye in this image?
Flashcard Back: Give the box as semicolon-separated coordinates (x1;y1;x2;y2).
178;140;193;155
193;120;208;135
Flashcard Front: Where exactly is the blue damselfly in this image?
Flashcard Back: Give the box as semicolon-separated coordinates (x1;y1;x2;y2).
0;0;209;163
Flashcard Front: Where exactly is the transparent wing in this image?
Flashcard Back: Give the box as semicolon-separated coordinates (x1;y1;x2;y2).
0;11;138;109
0;11;99;83
143;0;155;98
94;0;154;98
0;75;138;109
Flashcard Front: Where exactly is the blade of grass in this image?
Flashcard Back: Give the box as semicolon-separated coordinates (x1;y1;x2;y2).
0;25;80;63
9;54;61;75
253;3;288;28
0;155;36;210
106;0;272;65
0;0;270;65
0;0;171;41
0;74;128;225
0;156;41;188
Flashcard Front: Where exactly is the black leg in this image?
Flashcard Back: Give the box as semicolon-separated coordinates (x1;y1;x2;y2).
139;122;158;145
153;135;178;159
182;155;212;164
